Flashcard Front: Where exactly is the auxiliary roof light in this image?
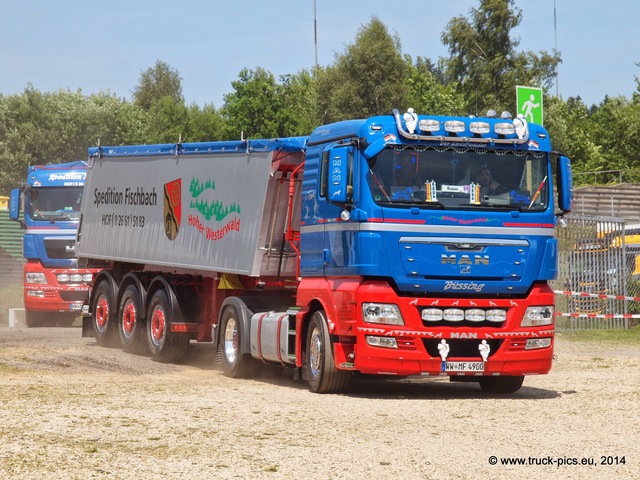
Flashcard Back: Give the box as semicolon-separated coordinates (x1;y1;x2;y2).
469;121;491;135
444;120;465;133
419;118;440;132
494;122;515;136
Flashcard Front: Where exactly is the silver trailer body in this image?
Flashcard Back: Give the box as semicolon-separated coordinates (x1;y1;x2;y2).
76;139;306;277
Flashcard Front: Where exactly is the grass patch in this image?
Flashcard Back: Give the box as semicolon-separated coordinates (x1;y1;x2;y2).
558;325;640;345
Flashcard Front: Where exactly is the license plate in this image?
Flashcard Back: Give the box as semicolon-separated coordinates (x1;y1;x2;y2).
70;304;83;311
445;361;485;372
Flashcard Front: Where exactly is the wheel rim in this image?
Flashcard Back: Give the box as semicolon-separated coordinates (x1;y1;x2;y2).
308;326;322;379
122;300;136;338
150;305;166;346
95;295;109;333
223;317;238;365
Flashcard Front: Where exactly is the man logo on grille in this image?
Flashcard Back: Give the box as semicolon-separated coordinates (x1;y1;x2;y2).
164;179;181;240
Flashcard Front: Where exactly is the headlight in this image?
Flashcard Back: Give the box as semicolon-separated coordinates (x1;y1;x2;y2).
362;303;404;325
69;274;83;282
82;273;93;282
57;274;70;283
521;306;554;327
26;272;47;284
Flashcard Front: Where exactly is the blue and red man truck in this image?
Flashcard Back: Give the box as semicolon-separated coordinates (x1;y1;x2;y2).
10;161;96;327
76;108;573;393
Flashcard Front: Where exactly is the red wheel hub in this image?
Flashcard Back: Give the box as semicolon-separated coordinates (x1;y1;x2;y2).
96;297;109;329
122;302;136;334
151;308;165;341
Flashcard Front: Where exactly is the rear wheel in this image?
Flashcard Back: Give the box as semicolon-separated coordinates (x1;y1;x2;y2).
118;284;147;354
219;305;257;378
92;280;119;347
305;310;351;394
479;375;525;394
146;289;189;363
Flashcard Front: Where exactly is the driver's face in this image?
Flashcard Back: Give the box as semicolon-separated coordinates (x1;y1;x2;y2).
476;169;492;186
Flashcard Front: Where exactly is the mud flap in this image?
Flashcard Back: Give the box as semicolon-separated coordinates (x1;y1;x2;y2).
82;314;94;338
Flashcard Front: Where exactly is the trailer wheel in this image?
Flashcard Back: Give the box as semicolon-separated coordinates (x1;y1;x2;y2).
92;280;118;347
219;305;257;378
146;289;189;363
118;284;147;354
479;375;525;394
305;310;351;394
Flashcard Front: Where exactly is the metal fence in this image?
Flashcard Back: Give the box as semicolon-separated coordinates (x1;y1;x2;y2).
552;214;640;330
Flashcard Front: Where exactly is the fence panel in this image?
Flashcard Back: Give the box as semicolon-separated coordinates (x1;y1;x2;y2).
552;214;637;330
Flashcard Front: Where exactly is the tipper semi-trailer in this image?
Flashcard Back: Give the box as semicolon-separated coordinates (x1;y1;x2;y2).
77;108;573;393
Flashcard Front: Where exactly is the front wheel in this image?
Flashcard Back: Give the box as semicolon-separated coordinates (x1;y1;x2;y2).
305;310;351;394
219;305;257;378
479;375;524;394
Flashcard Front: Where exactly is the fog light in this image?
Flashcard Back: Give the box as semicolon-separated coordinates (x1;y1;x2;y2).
27;290;45;298
366;336;398;349
422;308;443;321
525;338;552;350
443;308;464;321
486;309;507;322
465;309;485;322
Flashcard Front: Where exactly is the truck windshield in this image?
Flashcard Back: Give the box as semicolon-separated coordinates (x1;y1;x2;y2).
28;187;83;221
367;146;549;211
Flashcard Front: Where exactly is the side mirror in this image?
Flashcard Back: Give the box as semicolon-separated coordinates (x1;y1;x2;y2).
327;146;350;204
363;137;388;159
9;188;21;221
557;155;573;212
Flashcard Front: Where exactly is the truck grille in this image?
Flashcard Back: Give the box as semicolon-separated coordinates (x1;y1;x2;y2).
44;239;77;260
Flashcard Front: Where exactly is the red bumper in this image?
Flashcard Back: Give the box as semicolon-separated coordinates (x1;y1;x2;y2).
23;262;94;314
299;278;555;378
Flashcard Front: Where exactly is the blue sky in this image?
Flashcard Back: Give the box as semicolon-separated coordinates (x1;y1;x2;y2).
1;1;638;110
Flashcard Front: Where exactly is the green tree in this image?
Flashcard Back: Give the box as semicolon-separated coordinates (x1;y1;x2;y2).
405;55;464;115
278;69;320;136
132;60;184;111
317;17;407;122
185;103;225;142
221;67;285;139
441;0;560;115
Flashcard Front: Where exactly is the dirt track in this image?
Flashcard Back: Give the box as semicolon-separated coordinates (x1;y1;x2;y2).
0;326;638;480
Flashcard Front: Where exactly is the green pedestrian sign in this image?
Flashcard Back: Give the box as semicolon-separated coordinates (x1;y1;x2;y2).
516;86;543;126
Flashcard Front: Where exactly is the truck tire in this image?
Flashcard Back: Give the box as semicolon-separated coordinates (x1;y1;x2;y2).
219;305;258;378
146;289;189;363
92;280;119;347
479;375;525;394
118;284;147;354
305;310;351;394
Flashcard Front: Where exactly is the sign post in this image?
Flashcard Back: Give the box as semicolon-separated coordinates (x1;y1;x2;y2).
516;86;543;125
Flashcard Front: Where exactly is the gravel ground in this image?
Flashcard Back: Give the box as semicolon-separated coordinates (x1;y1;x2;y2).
0;326;638;480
